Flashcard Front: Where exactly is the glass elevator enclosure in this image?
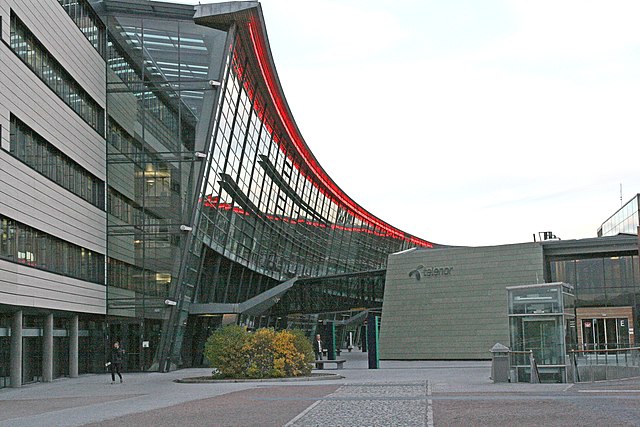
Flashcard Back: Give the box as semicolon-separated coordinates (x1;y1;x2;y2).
507;282;575;383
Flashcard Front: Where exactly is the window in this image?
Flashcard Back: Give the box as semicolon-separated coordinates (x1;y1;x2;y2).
0;214;104;283
57;0;105;56
9;11;104;135
9;114;105;209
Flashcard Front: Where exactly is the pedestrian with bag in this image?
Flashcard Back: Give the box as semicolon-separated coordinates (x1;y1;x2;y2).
107;341;125;384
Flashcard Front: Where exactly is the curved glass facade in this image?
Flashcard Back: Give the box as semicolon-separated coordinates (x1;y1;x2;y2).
598;194;640;237
98;1;433;370
197;16;432;282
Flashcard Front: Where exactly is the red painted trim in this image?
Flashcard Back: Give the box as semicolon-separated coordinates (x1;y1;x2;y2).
241;16;432;248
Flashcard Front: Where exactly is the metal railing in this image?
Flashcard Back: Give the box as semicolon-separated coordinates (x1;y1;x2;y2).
510;350;540;383
569;347;640;382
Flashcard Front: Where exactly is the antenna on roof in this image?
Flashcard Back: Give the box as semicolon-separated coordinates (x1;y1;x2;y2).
620;183;623;206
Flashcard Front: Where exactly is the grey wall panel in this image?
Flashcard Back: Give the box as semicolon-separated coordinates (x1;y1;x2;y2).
1;3;7;43
0;49;105;179
0;153;106;252
0;259;106;314
8;0;105;105
0;106;7;151
379;243;544;360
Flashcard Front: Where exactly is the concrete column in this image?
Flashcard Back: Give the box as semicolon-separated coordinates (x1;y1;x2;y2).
69;315;79;378
10;311;22;388
43;313;53;382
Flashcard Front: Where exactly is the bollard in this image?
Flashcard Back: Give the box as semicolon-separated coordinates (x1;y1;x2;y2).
490;343;511;382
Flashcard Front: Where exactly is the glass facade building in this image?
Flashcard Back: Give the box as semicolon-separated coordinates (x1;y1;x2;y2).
598;194;640;237
0;0;434;386
94;1;434;371
4;0;638;386
545;237;640;350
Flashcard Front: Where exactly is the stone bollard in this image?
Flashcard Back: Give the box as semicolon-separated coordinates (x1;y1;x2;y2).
490;343;511;383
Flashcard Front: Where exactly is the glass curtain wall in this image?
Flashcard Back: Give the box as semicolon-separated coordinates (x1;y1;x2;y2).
548;254;639;308
598;195;640;237
103;7;224;371
195;20;430;297
177;7;434;367
101;2;433;370
548;254;640;347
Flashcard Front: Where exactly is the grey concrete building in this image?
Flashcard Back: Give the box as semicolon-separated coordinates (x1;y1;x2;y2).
380;243;544;360
380;235;640;360
0;0;107;387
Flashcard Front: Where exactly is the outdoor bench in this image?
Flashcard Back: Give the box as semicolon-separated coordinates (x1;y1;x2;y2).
313;359;347;369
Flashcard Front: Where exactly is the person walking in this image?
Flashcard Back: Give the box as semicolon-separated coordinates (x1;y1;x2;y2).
109;341;125;384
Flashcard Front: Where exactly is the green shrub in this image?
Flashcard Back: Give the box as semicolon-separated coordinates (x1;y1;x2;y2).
248;328;277;378
203;326;313;379
287;329;314;375
290;329;315;364
203;325;251;378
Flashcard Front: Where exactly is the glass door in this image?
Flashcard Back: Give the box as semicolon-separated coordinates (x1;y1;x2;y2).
581;318;631;350
523;318;562;365
618;318;630;347
582;319;594;350
605;318;618;350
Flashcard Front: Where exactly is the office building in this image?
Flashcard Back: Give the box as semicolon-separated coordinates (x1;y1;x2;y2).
0;0;433;387
380;235;639;360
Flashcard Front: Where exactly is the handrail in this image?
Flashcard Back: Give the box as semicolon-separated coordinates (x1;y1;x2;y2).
508;350;540;383
569;346;640;382
570;347;640;355
529;350;540;383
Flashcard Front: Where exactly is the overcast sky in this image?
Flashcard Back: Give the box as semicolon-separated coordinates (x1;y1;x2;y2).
161;0;640;246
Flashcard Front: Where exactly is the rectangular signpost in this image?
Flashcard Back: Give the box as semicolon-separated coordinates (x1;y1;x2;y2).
367;312;379;369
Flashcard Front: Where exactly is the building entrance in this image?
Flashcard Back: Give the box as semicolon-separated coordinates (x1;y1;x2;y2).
577;307;634;350
108;319;162;371
581;318;630;350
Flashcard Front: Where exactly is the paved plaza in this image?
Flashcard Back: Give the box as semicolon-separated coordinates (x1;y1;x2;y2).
2;351;640;426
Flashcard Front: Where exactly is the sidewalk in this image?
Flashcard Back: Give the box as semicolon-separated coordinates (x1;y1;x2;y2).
1;350;639;426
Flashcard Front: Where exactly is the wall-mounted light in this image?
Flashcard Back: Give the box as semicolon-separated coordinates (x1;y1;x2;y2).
179;225;193;232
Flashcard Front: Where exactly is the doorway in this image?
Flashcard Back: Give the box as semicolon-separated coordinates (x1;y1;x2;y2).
576;307;634;350
522;318;563;365
581;317;630;350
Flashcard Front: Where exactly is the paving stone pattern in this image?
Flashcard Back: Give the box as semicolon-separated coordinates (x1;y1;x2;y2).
287;382;429;427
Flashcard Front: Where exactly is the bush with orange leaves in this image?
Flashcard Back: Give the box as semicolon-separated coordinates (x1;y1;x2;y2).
204;325;314;379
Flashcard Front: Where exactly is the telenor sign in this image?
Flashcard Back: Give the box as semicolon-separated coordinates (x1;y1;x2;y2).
408;265;454;281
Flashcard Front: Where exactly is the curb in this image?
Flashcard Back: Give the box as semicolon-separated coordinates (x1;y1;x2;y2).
175;373;343;384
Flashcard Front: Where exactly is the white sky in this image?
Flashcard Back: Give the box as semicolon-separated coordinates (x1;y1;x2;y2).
161;0;640;246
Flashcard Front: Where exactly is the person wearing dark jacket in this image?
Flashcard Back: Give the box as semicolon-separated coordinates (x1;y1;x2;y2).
109;342;125;384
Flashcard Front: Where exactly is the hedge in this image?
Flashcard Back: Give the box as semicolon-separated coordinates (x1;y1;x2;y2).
204;325;314;379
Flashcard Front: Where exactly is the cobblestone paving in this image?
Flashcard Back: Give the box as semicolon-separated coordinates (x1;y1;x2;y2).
286;382;430;427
